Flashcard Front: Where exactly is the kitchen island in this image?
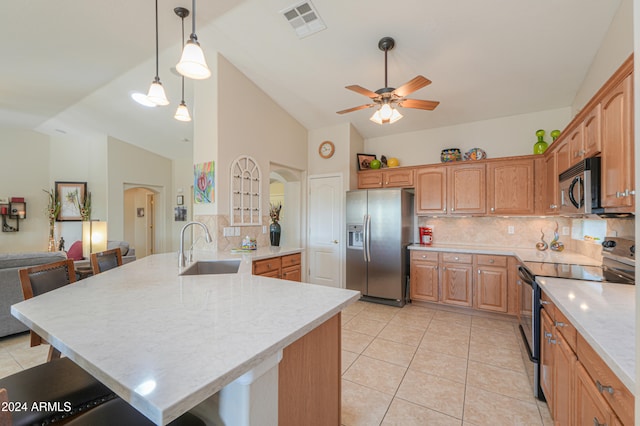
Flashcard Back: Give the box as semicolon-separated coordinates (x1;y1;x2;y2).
11;251;359;425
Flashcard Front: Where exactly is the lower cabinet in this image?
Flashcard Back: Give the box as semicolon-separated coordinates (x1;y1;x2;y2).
253;252;302;281
410;251;439;302
474;254;508;313
440;253;473;307
540;290;632;425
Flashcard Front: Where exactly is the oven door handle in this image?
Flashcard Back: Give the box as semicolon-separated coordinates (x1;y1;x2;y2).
518;325;536;362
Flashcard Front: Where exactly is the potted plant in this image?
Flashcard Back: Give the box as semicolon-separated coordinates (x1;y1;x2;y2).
44;189;60;252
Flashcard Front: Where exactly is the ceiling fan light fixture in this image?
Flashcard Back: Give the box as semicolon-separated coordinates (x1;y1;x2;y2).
370;105;403;125
379;103;393;120
174;101;192;122
146;78;170;106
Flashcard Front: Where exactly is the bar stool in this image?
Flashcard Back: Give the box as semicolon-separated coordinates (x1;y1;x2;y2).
90;247;123;275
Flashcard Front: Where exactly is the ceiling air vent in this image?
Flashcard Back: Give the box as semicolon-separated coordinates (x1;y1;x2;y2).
280;1;326;39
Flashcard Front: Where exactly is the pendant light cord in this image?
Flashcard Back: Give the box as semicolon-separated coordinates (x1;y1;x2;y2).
180;11;185;102
191;0;197;41
154;0;160;80
384;48;388;88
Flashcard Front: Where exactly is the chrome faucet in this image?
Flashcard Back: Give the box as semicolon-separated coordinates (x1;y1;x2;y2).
179;221;213;268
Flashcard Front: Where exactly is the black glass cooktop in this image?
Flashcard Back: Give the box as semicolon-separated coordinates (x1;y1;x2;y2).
523;261;635;285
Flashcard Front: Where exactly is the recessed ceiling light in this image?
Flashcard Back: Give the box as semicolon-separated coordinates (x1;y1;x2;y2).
131;92;157;107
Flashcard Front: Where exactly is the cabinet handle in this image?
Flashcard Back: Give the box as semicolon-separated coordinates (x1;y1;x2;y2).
442;267;447;271
596;380;614;395
421;255;427;259
544;331;553;339
490;207;495;212
516;280;522;286
547;337;556;344
435;265;439;270
385;180;389;185
451;208;455;212
616;191;624;198
478;269;481;274
593;418;605;426
554;321;565;327
540;300;550;305
550;204;557;209
489;259;494;264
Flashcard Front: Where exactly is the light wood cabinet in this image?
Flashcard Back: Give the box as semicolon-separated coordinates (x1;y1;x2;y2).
556;138;571;175
575;363;616;426
486;158;535;215
583;104;602;159
415;167;447;215
410;251;439;302
553;329;576;425
440;253;473;307
540;308;555;415
543;151;559;214
357;168;414;189
448;164;486;215
601;72;634;211
253;252;302;282
473;255;508;313
568;122;585;164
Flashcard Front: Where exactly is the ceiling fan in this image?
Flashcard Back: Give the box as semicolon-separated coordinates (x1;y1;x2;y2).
337;36;439;124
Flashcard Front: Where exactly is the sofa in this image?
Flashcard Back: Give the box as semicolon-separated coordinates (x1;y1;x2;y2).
0;251;67;338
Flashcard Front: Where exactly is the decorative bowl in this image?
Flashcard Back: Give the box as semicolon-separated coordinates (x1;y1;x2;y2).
440;148;462;163
463;148;487;161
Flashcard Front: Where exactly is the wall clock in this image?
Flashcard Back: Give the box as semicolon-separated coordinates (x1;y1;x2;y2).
319;141;335;159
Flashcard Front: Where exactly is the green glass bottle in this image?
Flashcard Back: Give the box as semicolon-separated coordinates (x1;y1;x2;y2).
533;129;548;154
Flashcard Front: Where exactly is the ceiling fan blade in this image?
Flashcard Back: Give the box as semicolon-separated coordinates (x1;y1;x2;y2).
393;76;432;98
398;98;440;110
336;104;377;114
345;85;380;99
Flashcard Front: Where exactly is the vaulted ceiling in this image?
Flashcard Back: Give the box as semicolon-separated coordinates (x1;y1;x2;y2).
1;0;622;159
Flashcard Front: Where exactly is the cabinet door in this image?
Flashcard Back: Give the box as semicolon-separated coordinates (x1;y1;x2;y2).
475;266;508;313
601;74;634;209
383;169;414;187
410;259;439;302
441;263;472;307
553;332;576;425
447;164;486;215
486;159;535;215
568;123;585;165
415;167;447;215
556;139;570;175
282;265;301;282
575;363;614;426
540;308;555;414
357;171;383;189
544;152;559;214
583;103;602;158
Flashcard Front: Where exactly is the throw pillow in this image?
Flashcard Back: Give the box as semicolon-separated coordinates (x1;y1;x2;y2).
67;240;84;260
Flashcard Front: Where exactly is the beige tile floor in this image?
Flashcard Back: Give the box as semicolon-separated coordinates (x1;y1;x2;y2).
0;301;553;426
341;300;554;426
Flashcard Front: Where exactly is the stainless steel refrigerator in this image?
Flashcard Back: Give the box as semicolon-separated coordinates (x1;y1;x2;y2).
346;188;414;306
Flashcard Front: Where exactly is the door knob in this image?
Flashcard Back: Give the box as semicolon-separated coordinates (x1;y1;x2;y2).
332;240;339;244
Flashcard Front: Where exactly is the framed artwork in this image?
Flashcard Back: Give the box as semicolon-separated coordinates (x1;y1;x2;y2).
357;153;377;171
176;195;184;205
137;208;145;217
56;181;86;221
174;206;187;221
194;161;214;204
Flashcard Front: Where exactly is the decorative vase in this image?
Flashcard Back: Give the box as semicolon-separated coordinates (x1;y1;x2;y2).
270;222;281;247
533;130;548;154
47;222;56;252
440;148;462;163
535;229;548;251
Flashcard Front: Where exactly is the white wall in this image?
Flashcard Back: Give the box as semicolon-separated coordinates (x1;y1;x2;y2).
573;0;634;115
364;107;571;165
171;157;195;252
0;129;51;252
107;136;173;253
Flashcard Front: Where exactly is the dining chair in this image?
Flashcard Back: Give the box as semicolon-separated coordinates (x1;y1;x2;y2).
90;247;123;275
0;358;116;426
18;258;77;361
0;388;10;426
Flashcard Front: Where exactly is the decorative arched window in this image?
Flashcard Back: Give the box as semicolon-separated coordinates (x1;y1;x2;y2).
230;155;262;225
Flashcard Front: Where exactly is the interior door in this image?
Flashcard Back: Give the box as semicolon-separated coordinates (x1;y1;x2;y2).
308;175;343;288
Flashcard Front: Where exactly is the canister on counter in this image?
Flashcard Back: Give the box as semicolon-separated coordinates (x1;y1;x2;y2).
419;226;433;245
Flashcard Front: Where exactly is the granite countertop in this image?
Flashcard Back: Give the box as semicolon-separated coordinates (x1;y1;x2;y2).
409;243;635;395
12;251;359;424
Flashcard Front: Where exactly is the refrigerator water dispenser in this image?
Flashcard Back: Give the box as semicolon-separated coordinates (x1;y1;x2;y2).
347;224;363;249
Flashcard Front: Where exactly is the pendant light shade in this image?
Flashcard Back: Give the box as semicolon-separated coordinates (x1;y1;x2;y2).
174;101;192;121
176;0;211;80
370;103;403;125
147;78;170;106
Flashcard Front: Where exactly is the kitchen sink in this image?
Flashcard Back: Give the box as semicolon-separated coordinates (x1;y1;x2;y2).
179;259;241;276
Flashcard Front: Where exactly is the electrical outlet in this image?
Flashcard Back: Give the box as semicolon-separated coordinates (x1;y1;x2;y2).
223;227;233;237
507;226;515;234
263;225;267;234
234;227;240;236
562;226;570;236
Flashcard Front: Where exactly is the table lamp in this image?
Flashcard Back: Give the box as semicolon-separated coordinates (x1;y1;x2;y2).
82;221;107;259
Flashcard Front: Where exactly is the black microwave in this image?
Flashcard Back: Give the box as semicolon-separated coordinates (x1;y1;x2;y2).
558;157;603;215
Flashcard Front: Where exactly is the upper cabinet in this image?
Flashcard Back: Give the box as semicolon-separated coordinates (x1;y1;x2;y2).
486;158;536;215
415;163;485;215
358;168;414;189
601;73;634;210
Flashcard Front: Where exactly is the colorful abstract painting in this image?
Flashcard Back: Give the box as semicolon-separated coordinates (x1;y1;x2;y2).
194;161;214;204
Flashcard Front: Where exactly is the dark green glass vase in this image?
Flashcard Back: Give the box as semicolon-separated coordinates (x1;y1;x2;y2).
270;222;281;246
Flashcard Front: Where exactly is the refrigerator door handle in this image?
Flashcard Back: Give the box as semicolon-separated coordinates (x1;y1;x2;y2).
365;214;372;263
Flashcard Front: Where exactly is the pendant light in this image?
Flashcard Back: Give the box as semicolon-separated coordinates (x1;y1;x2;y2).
176;0;211;80
146;0;169;106
174;7;192;121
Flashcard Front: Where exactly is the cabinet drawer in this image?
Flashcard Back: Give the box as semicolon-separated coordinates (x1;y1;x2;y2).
282;265;301;282
540;291;555;318
282;253;301;268
411;251;438;262
441;253;472;264
554;308;577;352
577;334;634;426
475;254;507;267
253;257;282;275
